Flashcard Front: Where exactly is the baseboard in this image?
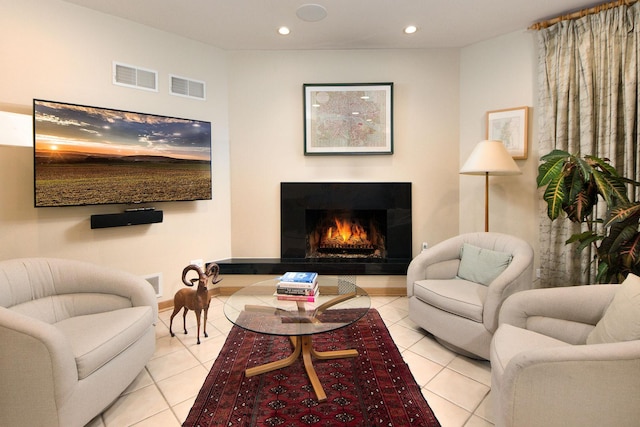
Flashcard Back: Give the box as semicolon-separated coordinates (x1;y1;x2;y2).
158;299;173;312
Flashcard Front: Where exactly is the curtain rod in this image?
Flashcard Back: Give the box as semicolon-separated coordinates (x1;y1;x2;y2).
529;0;638;30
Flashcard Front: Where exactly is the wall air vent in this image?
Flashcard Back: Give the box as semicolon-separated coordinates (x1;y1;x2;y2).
143;273;162;297
170;75;206;100
113;62;158;92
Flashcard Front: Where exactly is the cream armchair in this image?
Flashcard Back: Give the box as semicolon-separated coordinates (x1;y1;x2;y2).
406;232;534;359
490;282;640;427
0;258;158;427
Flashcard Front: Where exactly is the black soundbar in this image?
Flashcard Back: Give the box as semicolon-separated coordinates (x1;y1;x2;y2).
90;210;163;229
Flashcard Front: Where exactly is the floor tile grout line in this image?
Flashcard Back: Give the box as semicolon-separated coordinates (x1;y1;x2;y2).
149;377;184;426
423;377;491;417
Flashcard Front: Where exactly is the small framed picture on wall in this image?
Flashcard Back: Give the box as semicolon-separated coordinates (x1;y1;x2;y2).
486;106;528;159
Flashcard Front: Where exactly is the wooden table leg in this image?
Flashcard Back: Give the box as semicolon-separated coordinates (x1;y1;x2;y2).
311;346;359;360
300;336;326;401
245;334;360;402
245;336;301;377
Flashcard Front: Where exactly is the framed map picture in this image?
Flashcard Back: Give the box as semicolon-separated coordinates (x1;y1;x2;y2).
486;106;529;159
304;83;393;155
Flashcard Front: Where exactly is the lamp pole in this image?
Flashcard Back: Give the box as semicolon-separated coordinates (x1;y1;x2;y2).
484;172;489;232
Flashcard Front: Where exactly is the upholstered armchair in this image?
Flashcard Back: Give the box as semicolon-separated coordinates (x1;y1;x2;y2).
406;232;534;359
491;279;640;427
0;258;158;427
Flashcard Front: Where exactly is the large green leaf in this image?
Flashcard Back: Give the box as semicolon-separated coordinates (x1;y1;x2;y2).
566;230;600;253
566;180;595;222
575;156;593;182
567;169;586;202
600;227;640;283
543;174;566;220
620;233;640;268
591;169;627;206
608;223;638;253
587;155;617;176
605;203;640;227
596;261;610;283
537;150;571;187
540;149;571;162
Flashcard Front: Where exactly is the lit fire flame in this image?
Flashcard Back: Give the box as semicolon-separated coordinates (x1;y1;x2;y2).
326;217;367;243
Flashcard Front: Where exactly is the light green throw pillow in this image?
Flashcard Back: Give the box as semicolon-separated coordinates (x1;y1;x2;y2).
457;243;512;286
587;273;640;344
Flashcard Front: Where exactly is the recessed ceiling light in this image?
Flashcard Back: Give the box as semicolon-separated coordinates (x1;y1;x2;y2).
404;25;418;34
278;26;291;36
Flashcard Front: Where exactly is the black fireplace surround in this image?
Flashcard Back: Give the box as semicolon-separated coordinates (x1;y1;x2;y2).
217;182;412;275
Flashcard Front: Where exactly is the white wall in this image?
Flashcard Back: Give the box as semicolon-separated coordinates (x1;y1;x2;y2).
227;49;461;257
459;30;540;270
0;0;232;302
1;0;542;302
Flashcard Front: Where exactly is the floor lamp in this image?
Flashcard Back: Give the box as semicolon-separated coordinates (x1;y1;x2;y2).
460;140;521;232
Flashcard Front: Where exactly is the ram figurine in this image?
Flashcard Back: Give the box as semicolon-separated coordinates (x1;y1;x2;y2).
169;263;222;344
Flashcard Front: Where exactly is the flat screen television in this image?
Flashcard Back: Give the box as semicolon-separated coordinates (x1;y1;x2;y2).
33;99;212;207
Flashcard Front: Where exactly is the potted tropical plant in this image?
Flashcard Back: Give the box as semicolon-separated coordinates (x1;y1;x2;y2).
537;149;640;283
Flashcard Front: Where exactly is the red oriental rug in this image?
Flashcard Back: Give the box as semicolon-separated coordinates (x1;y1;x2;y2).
184;309;441;427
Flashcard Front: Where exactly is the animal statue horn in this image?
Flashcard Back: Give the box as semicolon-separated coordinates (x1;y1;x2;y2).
169;262;222;344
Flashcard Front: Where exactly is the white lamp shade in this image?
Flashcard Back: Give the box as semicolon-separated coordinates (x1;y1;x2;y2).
460;140;521;176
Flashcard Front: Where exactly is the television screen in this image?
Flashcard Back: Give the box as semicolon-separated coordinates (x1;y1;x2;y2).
33;99;212;207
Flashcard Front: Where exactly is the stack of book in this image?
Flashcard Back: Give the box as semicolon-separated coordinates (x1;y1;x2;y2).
275;272;319;302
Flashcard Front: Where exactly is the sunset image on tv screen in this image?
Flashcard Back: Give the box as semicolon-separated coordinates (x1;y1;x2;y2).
34;99;212;207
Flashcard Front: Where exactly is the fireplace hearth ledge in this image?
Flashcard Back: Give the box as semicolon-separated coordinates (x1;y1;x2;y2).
215;258;410;275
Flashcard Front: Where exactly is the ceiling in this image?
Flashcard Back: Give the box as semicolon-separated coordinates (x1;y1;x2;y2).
62;0;603;50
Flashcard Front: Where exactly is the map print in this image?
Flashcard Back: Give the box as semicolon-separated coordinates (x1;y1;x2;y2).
308;87;389;150
486;107;528;159
489;116;521;152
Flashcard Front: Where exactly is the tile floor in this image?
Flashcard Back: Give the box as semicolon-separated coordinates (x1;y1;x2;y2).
87;296;494;427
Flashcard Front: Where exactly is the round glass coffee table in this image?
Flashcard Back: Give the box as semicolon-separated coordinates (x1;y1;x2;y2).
223;276;370;402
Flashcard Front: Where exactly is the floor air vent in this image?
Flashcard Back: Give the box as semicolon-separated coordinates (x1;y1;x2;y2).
170;75;206;100
113;62;158;92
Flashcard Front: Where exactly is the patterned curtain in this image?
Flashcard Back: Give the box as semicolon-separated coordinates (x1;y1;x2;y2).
537;2;640;286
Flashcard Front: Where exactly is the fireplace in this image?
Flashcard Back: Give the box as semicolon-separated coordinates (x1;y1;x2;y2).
306;209;386;259
281;182;412;265
216;182;412;276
